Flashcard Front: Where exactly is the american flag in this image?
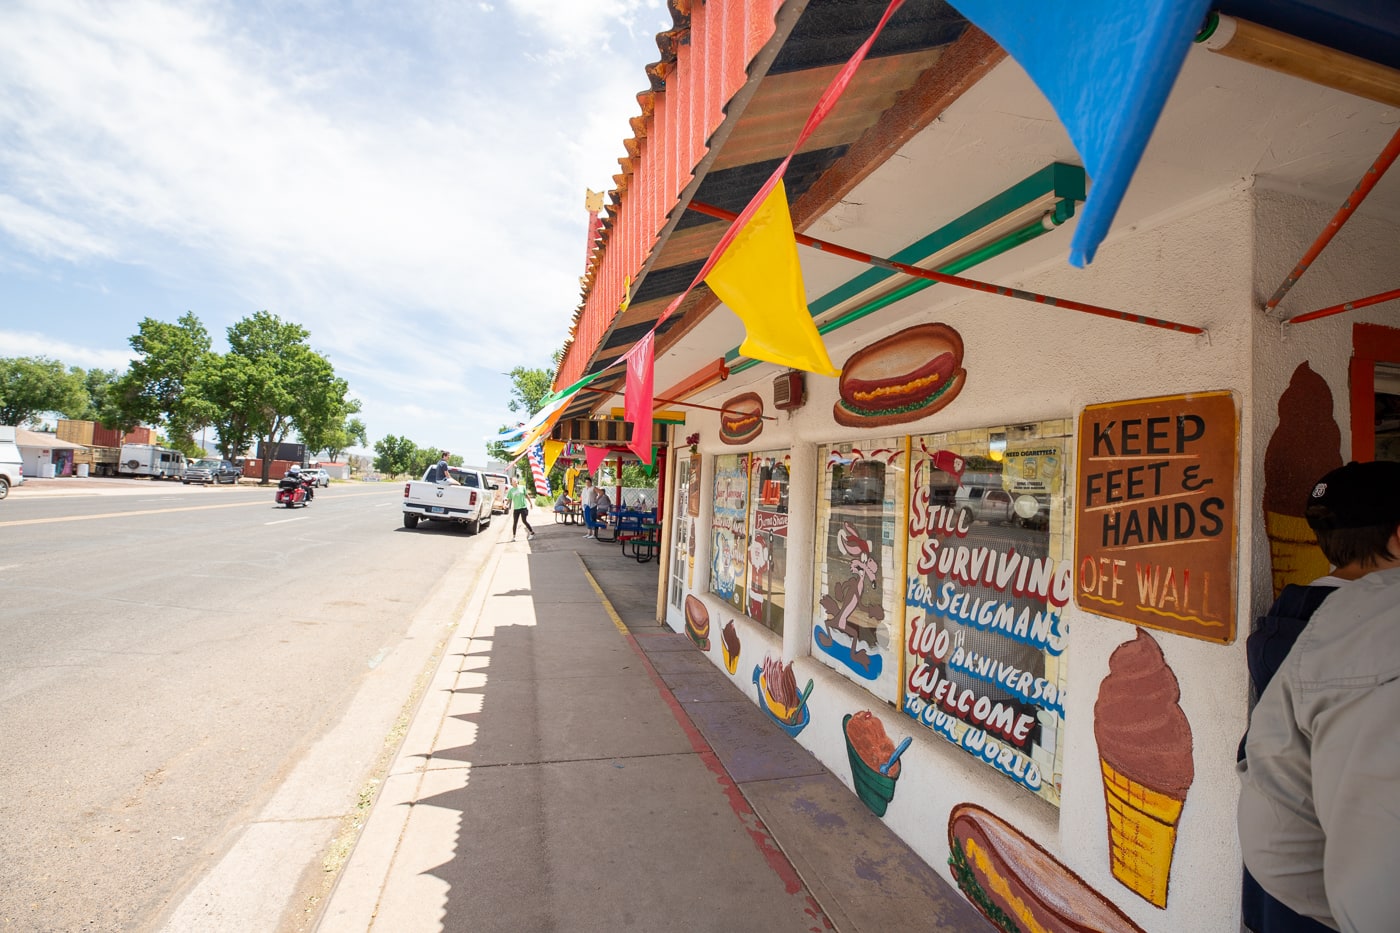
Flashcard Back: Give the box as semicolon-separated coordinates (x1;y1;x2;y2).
527;442;549;496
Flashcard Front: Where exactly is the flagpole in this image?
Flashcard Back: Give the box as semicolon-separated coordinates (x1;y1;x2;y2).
687;201;1204;335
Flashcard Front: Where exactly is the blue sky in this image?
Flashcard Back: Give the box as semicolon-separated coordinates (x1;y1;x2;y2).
0;0;670;464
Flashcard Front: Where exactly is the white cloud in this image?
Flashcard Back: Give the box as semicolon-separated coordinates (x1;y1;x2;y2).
0;0;669;460
0;329;132;370
0;194;114;261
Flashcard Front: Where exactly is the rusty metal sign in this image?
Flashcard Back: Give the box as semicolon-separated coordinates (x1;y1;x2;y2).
1074;392;1238;644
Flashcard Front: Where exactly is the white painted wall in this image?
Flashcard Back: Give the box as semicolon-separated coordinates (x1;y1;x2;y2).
638;23;1400;923
666;174;1400;931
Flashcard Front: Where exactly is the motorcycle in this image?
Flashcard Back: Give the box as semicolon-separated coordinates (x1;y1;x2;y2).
275;474;315;508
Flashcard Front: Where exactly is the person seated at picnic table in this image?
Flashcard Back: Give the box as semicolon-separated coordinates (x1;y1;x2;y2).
553;491;574;513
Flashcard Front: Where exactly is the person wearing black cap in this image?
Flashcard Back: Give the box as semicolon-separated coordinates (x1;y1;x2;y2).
1238;460;1400;932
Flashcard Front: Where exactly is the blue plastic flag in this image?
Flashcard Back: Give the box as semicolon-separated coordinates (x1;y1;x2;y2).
948;0;1211;266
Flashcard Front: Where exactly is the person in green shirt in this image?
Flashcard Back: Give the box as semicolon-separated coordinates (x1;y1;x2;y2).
508;479;536;540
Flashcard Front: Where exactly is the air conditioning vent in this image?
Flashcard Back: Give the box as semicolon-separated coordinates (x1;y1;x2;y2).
773;371;805;411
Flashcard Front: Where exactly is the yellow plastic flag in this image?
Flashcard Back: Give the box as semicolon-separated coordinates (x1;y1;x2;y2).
704;180;838;377
542;440;565;476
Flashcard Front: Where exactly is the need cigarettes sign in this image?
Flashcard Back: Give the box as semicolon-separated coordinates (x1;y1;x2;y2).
1074;392;1238;644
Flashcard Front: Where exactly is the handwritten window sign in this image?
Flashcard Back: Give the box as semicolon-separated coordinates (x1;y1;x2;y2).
1075;392;1237;644
902;422;1072;807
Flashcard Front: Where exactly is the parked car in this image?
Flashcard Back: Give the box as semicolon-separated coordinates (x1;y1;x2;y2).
0;426;24;499
306;468;330;488
402;466;492;533
955;483;1014;524
183;458;242;485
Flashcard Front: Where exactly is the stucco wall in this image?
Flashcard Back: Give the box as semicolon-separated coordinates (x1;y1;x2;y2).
663;185;1314;932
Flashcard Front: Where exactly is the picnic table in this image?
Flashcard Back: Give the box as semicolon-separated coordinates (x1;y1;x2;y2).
596;509;657;552
624;521;662;563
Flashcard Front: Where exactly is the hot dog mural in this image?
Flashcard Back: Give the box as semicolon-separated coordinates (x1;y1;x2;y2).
948;803;1147;933
833;323;967;427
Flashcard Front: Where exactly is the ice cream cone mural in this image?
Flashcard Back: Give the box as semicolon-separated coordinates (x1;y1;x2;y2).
1093;628;1193;909
1264;363;1342;597
721;620;740;674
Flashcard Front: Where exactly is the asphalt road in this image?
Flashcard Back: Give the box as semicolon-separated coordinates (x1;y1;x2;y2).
0;478;502;932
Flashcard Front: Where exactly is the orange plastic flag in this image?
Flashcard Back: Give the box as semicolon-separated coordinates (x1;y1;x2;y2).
704;180;838;377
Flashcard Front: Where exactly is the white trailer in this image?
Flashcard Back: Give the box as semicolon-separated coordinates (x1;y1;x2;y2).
118;444;187;480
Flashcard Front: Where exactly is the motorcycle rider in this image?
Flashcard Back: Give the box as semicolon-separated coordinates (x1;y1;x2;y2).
282;464;314;502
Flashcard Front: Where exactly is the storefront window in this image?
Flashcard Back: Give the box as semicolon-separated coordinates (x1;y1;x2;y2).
746;451;790;634
710;453;748;612
902;421;1072;806
812;439;907;703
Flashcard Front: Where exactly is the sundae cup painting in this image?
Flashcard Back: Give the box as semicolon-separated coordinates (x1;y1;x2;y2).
947;803;1147;933
721;620;740;674
752;656;812;737
1093;628;1194;909
1264;363;1342;597
815;522;885;681
843;710;910;817
683;595;711;651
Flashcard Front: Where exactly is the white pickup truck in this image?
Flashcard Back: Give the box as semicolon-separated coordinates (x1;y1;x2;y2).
402;465;496;533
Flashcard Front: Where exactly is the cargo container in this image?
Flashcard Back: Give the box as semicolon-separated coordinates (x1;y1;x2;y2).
57;420;123;476
257;441;306;463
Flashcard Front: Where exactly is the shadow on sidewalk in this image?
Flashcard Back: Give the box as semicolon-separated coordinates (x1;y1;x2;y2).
371;522;987;931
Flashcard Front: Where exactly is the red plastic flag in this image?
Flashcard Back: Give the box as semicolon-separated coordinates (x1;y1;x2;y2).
624;332;655;464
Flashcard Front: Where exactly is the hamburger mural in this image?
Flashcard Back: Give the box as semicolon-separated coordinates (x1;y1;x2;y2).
718;391;765;445
683;595;711;650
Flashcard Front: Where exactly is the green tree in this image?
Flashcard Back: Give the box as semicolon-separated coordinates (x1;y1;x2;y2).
209;311;349;483
110;313;214;444
373;434;417;476
189;352;259;462
71;368;125;426
315;413;368;465
485;366;554;461
0;357;88;425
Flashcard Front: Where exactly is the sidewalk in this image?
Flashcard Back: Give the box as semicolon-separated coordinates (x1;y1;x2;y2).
316;516;988;932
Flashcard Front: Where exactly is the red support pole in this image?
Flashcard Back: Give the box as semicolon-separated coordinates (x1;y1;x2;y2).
686;201;1202;335
1265;125;1400;312
1284;286;1400;325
